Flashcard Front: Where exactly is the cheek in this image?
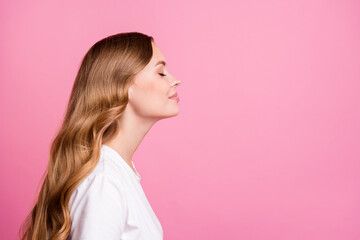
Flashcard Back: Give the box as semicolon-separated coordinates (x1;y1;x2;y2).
131;81;169;109
144;80;168;98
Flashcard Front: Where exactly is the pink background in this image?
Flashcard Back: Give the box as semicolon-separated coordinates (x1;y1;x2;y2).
1;0;359;239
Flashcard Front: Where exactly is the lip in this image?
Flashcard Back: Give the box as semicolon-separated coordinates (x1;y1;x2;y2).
168;92;178;98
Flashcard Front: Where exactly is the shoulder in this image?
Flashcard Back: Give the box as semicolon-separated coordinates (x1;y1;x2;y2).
68;158;128;239
68;154;128;214
75;152;125;192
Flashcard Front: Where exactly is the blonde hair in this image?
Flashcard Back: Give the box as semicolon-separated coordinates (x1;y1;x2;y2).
19;32;154;240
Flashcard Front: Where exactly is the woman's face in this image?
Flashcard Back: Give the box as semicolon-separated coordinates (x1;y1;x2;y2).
128;41;181;120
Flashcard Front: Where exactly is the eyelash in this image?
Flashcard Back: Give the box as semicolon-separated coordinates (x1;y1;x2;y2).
159;73;166;77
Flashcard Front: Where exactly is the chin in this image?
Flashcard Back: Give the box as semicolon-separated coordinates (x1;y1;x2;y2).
162;108;180;119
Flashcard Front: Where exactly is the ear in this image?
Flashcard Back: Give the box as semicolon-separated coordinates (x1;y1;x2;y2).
128;85;133;100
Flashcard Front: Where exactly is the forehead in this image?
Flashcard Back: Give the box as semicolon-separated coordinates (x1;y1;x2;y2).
150;42;166;64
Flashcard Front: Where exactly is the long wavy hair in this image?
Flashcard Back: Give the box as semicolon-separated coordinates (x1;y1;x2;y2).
19;32;154;240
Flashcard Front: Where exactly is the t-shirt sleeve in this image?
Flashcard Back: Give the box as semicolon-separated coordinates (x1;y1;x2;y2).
69;172;127;239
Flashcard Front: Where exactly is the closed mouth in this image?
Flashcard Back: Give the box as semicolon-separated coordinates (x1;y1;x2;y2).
169;92;178;98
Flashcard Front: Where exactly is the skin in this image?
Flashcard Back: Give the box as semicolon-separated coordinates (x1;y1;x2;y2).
102;41;181;173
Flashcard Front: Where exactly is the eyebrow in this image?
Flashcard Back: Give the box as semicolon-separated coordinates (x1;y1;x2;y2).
155;60;166;67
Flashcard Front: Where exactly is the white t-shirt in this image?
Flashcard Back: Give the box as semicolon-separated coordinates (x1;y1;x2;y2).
67;144;163;240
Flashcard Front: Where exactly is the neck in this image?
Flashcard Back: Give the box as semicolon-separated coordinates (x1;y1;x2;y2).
102;105;158;170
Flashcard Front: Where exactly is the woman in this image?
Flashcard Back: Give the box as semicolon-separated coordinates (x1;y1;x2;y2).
19;32;181;240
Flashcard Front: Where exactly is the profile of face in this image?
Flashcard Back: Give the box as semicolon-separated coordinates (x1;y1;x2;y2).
127;41;182;120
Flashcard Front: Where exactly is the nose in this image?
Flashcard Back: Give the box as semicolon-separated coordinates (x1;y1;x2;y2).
171;76;181;87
